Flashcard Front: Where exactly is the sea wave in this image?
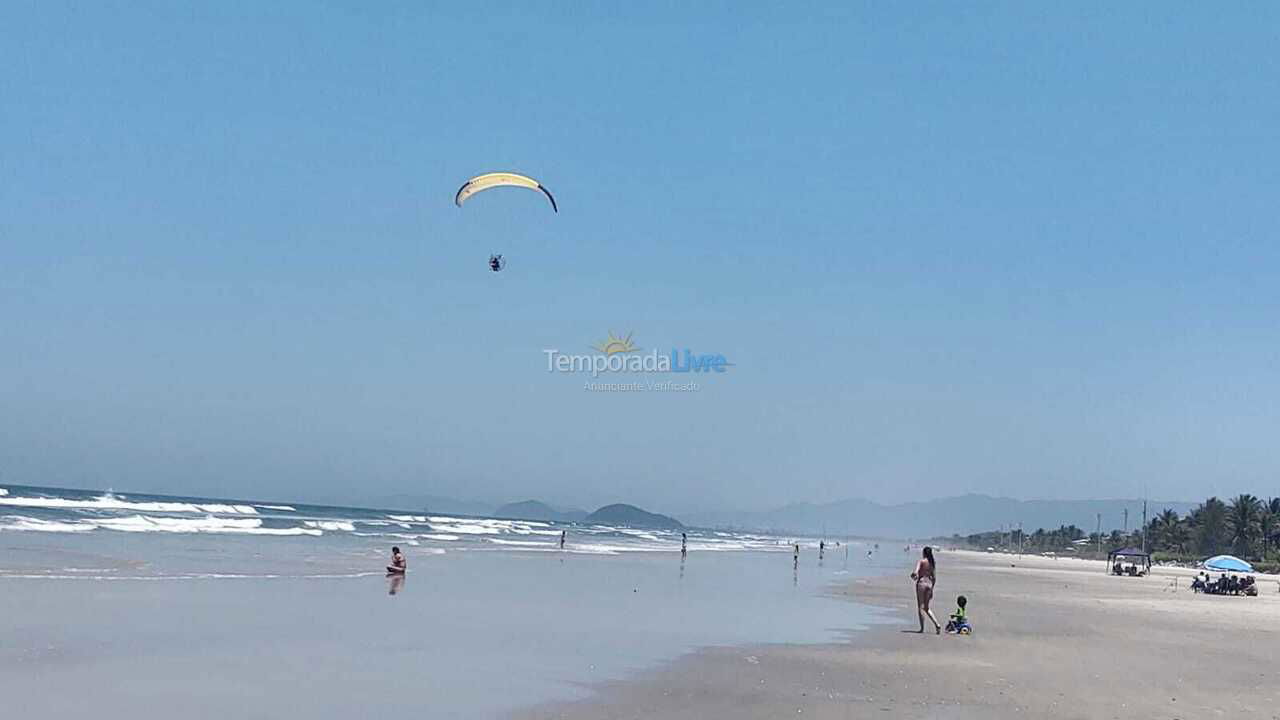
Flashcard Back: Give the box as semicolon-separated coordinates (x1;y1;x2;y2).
1;513;322;536
487;538;553;548
0;516;94;533
302;520;356;532
92;515;321;536
0;493;259;515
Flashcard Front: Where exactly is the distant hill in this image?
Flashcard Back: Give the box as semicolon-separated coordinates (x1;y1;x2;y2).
493;500;588;523
585;503;684;529
682;495;1196;539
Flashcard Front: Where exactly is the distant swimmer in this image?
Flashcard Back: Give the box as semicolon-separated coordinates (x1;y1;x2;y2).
386;546;407;575
559;530;566;550
681;532;687;555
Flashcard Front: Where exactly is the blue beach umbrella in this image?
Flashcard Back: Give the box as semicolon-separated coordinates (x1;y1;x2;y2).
1203;555;1254;573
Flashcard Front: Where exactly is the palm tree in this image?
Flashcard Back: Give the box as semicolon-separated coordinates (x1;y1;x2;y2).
1168;520;1192;555
1150;509;1180;551
1227;494;1263;558
1261;498;1280;558
1194;497;1229;556
1261;510;1278;559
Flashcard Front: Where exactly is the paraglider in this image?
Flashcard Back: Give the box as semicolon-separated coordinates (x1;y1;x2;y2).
455;172;556;270
454;172;557;212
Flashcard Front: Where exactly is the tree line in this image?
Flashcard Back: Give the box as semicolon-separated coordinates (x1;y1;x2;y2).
952;495;1280;564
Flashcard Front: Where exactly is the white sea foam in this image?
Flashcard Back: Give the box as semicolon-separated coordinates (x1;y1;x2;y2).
0;516;93;533
387;514;428;523
90;515;321;536
428;522;497;535
303;520;356;532
0;493;259;515
487;538;552;547
0;488;7;496
617;528;662;542
257;504;297;512
354;531;460;541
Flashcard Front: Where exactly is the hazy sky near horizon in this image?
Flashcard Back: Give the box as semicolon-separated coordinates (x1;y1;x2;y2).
3;3;1279;512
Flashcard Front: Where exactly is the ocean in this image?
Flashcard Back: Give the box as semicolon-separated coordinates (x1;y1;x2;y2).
0;484;892;718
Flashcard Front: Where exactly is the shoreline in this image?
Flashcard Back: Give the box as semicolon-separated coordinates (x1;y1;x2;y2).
514;549;1280;719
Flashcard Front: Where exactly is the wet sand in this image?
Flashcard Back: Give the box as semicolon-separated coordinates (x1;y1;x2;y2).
517;550;1280;719
0;547;879;719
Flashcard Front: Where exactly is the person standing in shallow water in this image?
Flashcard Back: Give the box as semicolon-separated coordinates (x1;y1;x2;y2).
559;530;566;550
681;532;687;555
911;546;942;634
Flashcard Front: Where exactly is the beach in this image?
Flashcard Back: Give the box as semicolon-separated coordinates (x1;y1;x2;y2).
517;550;1280;719
0;486;888;719
7;485;1280;719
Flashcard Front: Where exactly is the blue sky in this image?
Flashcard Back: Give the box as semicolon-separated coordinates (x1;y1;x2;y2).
2;3;1278;512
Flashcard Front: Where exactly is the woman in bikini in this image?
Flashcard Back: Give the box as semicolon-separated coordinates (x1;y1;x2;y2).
911;546;941;634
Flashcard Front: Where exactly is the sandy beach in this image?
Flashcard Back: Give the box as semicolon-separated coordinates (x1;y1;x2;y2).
516;550;1280;719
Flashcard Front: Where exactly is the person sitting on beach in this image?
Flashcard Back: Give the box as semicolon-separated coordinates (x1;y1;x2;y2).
388;546;407;574
1243;576;1258;596
945;595;971;634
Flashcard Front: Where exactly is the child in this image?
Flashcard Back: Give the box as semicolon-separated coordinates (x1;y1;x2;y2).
945;595;971;634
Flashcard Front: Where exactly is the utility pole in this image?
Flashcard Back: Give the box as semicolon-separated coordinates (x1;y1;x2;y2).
1123;508;1129;534
1142;500;1148;553
1096;513;1103;561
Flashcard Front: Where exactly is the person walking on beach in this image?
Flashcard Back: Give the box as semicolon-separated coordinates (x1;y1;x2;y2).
911;546;942;634
559;530;566;550
681;532;687;555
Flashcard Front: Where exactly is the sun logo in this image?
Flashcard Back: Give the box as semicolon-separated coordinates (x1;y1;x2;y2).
593;331;639;355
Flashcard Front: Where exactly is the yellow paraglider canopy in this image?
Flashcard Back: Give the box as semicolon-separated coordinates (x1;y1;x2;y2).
454;172;558;212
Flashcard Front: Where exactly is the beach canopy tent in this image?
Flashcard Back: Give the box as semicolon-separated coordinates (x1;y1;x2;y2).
1203;555;1254;573
1107;548;1151;574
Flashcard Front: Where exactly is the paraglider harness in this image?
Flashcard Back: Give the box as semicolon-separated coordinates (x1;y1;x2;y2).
489;254;504;272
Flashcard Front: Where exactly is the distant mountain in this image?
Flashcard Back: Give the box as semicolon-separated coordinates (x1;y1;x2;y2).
682;495;1197;540
584;503;684;529
493;500;588;523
